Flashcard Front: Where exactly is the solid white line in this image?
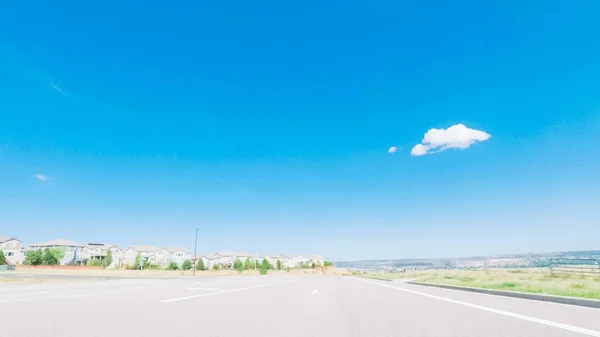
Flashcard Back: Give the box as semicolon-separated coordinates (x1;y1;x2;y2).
161;280;293;303
311;289;319;294
354;278;600;337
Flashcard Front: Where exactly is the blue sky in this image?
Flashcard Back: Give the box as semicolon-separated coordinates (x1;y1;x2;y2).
1;1;600;261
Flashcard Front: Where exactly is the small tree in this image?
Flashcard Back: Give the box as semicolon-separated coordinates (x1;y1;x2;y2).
104;249;113;268
286;266;290;273
311;262;316;269
244;257;253;270
24;251;43;265
0;250;6;265
233;259;243;272
261;258;270;270
276;259;282;270
324;261;333;267
167;262;179;270
42;248;64;265
182;260;192;270
197;259;206;271
213;263;219;270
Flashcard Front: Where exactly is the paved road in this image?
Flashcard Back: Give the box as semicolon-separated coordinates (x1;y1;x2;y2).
1;275;599;337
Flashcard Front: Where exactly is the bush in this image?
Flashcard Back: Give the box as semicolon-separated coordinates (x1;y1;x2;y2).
87;259;103;267
0;250;6;265
197;259;206;271
24;251;43;265
324;261;333;267
233;259;243;272
311;262;316;269
276;259;282;270
182;260;193;270
213;264;219;270
167;262;179;270
286;266;290;272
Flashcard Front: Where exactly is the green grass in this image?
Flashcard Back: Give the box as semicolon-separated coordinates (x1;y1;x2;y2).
413;269;600;300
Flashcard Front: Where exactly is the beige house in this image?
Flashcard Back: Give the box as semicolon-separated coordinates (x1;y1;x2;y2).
29;239;86;265
123;245;158;267
0;235;24;264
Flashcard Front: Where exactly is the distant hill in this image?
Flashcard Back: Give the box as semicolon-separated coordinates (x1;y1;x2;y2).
335;250;600;272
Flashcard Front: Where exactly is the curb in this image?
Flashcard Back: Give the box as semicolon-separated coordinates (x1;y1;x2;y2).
407;282;600;309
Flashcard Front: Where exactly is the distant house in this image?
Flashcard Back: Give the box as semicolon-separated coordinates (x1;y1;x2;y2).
0;235;24;264
28;239;86;265
123;245;158;267
156;247;192;267
85;243;124;268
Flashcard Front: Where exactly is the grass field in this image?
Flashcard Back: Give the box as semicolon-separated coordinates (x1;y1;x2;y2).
360;269;600;299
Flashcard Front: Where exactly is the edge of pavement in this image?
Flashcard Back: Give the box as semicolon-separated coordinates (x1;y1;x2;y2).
407;281;600;309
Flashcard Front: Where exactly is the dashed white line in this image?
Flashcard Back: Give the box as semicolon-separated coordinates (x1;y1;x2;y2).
161;280;293;303
354;277;600;337
311;289;319;294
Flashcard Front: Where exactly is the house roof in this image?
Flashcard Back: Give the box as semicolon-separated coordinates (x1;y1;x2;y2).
129;245;157;252
213;251;235;257
235;252;254;257
164;247;190;254
0;235;18;243
30;238;84;247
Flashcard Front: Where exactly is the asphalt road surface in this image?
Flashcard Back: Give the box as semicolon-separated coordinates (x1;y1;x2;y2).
1;275;599;337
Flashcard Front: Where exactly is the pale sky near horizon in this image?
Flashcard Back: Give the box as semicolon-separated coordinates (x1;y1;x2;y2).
2;1;600;261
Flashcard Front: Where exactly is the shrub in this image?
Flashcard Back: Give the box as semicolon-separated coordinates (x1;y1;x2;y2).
311;262;316;269
167;262;179;270
286;266;290;272
233;259;243;272
324;261;333;267
213;264;219;270
197;259;206;271
0;250;6;265
182;260;193;270
276;259;282;270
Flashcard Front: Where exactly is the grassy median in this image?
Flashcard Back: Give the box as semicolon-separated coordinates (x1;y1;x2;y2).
360;269;600;299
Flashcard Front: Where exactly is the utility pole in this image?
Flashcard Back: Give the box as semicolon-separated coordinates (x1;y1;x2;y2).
193;228;199;276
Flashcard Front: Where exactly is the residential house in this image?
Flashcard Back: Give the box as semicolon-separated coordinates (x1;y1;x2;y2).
156;247;192;267
0;235;24;264
123;245;158;267
28;239;86;265
85;243;124;269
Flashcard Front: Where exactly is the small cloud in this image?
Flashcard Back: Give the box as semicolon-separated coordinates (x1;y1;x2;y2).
50;81;79;99
34;174;47;181
388;146;398;153
411;124;491;156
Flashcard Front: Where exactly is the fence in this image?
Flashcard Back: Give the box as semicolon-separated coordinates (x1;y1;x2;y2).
549;258;600;276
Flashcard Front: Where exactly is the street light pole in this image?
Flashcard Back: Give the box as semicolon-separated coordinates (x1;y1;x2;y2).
193;228;199;276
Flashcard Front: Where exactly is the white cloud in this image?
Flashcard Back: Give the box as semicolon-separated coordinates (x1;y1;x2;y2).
34;174;47;181
388;146;398;153
411;124;491;156
50;81;79;99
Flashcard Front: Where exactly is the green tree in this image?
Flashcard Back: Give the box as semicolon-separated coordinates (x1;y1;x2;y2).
311;262;316;269
167;262;179;270
244;257;254;270
196;259;206;271
213;263;220;270
104;249;113;268
233;259;243;272
133;254;150;270
259;259;269;275
42;248;65;265
324;261;333;267
276;259;282;270
0;250;6;265
24;251;43;265
182;260;192;270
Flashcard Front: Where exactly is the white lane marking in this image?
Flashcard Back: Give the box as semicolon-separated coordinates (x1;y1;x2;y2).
186;287;218;291
354;278;600;337
161;280;293;303
311;289;319;294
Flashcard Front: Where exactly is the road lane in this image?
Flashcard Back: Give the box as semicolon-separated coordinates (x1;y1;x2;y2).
0;275;598;337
